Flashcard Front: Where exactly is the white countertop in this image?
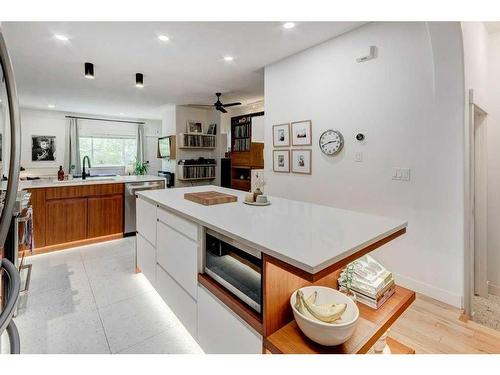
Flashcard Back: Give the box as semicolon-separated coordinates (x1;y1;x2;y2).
138;186;407;274
6;175;166;190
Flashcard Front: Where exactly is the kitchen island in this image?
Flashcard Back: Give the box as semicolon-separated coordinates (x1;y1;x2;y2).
19;175;165;253
136;186;414;354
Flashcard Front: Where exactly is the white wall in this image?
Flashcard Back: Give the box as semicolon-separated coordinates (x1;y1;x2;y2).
264;22;465;307
19;107;161;177
486;31;500;291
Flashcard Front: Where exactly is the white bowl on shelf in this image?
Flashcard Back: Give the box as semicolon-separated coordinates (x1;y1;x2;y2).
290;285;359;346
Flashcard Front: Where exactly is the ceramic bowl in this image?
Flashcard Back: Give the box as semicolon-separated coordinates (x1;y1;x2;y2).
290;285;359;346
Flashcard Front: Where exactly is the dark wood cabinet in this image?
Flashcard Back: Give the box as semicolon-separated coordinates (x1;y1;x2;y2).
45;198;88;246
87;194;123;238
28;183;125;253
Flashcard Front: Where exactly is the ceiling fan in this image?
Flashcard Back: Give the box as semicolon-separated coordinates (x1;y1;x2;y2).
188;93;242;113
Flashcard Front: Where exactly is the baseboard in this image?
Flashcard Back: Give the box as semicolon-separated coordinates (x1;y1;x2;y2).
394;273;463;308
488;281;500;297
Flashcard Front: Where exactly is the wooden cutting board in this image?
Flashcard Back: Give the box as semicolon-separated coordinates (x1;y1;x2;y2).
184;191;238;206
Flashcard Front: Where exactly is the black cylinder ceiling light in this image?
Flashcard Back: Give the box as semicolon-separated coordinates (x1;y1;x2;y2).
135;73;144;88
84;62;94;79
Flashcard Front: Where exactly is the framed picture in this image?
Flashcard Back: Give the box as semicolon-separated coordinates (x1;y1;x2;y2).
207;123;217;135
273;150;290;173
291;120;312;146
273;123;290;147
291;149;312;174
32;135;56;162
187;121;203;133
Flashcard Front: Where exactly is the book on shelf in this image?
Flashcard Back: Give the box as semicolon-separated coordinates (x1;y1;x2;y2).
338;254;395;309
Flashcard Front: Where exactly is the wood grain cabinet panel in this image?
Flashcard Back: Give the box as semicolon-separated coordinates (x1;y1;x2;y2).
45;198;88;246
45;183;124;200
87;194;124;238
27;188;47;248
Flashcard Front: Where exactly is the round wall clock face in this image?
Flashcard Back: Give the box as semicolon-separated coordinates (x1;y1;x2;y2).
319;130;344;156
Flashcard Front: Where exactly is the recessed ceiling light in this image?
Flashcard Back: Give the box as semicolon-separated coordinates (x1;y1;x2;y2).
48;104;55;109
158;35;169;42
223;56;234;62
54;34;69;41
136;73;144;88
119;112;124;115
283;22;295;29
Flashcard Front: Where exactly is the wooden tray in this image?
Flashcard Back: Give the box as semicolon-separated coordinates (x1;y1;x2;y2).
184;191;238;206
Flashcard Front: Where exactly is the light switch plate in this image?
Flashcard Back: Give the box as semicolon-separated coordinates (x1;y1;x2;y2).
392;167;411;181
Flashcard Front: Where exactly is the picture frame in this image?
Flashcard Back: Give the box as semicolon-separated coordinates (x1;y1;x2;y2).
291;120;312;146
291;149;312;175
207;123;217;135
32;135;56;162
187;120;203;133
273;123;290;147
273;149;290;173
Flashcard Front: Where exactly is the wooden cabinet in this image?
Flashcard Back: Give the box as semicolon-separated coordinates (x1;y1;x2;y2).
28;183;125;252
87;194;123;238
45;198;88;246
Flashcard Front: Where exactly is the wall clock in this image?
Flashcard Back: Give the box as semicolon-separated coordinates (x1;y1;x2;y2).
319;130;344;156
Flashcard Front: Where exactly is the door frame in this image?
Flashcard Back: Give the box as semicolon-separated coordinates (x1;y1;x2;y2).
464;89;488;317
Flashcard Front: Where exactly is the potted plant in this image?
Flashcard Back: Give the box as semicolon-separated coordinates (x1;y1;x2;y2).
338;263;357;302
134;160;149;176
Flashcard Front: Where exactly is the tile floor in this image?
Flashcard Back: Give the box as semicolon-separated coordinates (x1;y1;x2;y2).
12;237;203;354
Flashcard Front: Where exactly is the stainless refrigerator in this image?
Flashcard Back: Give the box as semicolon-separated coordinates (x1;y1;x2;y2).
0;27;22;354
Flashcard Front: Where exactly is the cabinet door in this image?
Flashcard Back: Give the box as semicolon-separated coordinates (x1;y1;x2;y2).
136;233;156;285
136;197;157;246
45;198;88;245
197;286;262;354
87;194;123;238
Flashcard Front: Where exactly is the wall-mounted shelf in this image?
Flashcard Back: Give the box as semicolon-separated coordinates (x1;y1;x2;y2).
179;133;217;148
178;177;216;181
178;163;216;180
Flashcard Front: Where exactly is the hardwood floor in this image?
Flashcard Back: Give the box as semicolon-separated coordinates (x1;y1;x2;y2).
390;293;500;353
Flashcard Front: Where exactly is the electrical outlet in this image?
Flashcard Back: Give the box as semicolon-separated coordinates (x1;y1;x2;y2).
355;152;363;162
392;167;411;181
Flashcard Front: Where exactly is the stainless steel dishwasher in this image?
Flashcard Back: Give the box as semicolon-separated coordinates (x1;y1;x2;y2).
124;180;165;235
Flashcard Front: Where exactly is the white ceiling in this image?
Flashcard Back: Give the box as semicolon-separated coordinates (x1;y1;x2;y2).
2;22;364;119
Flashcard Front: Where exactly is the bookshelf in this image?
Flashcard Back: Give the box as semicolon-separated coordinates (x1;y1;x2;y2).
178;133;217;149
177;163;216;181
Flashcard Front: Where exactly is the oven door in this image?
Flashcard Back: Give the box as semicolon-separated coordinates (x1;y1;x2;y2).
204;229;262;313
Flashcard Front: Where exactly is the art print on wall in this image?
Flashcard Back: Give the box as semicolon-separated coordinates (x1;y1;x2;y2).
291;120;312;146
273;123;290;147
187;121;203;133
32;135;56;161
291;149;312;174
273;149;290;173
207;123;217;135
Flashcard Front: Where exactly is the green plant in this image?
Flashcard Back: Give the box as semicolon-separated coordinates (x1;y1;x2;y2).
134;160;149;175
339;263;355;293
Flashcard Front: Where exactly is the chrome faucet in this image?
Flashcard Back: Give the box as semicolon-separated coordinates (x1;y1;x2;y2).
82;155;91;180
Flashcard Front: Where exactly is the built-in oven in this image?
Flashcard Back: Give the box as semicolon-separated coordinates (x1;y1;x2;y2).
204;229;262;314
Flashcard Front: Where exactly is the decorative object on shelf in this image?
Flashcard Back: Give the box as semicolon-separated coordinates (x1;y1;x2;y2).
207;123;217;135
291;120;312;146
273;123;290;147
338;254;395;309
32;135;56;161
243;200;271;207
253;187;263;201
187;120;203;133
291;149;311;174
273;149;290;173
290;285;359;346
338;263;357;302
319;129;344;156
133;160;149;175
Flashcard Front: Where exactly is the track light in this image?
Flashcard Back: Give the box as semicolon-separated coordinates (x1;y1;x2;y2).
84;62;94;79
136;73;144;88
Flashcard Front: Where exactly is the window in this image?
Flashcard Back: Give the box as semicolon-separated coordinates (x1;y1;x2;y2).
79;136;137;166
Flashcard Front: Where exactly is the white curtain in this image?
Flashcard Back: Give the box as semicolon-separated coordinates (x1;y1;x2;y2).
136;124;145;165
65;118;81;175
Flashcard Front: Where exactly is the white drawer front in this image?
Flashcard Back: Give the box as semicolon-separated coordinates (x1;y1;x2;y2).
157;207;198;242
197;286;262;354
136;197;157;245
156;264;197;338
156;221;198;299
136;233;156;285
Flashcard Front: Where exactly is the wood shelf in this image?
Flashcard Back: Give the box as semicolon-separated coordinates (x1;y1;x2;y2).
263;285;415;354
179;147;217;150
198;273;263;335
384;337;415;354
178;177;216;181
